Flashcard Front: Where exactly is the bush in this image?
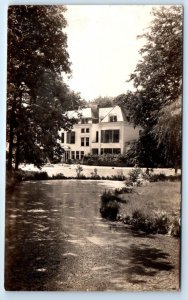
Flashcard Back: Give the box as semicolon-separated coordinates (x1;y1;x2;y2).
168;218;181;237
90;168;100;179
67;159;72;164
149;173;181;182
114;186;133;195
153;210;170;234
83;154;132;167
21;171;49;181
75;164;83;178
32;171;49;180
128;167;142;182
52;173;65;179
128;209;171;235
149;173;167;182
100;190;120;221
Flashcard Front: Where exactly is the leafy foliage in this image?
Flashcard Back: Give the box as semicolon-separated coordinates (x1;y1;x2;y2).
116;6;182;169
7;6;82;170
88;96;115;108
100;190;120;221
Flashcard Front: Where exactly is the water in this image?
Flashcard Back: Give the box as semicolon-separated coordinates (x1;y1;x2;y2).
5;180;180;291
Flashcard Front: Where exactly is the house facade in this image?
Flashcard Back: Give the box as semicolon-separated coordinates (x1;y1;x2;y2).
59;105;141;162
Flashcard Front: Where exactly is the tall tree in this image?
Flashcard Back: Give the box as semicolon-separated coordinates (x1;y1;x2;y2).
117;6;183;169
88;96;115;108
7;5;79;170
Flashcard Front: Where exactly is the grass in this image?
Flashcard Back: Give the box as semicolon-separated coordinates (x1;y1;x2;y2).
117;181;181;236
119;181;181;219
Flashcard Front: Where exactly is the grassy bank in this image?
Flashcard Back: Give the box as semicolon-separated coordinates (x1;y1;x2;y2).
118;182;181;236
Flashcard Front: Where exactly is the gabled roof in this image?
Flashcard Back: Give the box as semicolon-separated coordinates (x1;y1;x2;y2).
99;107;117;119
66;105;129;122
67;107;92;119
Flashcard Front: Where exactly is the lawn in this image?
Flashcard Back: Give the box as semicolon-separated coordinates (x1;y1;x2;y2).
119;181;181;219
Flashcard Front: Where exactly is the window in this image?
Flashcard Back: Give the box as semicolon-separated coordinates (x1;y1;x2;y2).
61;132;64;143
113;130;119;143
81;137;84;146
101;148;120;155
81;151;84;159
86;137;89;146
76;151;80;160
81;137;89;147
86;128;90;133
66;131;75;144
101;130;119;143
92;149;98;155
113;148;121;154
81;128;85;133
71;151;75;160
109;115;117;122
96;131;99;143
81;118;89;124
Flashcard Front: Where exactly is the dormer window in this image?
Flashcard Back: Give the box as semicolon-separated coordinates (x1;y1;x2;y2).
81;118;89;124
126;116;130;122
109;115;117;122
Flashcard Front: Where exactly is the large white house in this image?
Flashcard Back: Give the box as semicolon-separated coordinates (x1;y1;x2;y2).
59;105;141;162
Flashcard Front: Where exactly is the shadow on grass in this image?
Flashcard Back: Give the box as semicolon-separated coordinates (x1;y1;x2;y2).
126;244;174;284
109;222;156;239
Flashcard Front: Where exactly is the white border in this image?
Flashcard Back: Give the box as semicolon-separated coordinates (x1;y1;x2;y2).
0;1;187;300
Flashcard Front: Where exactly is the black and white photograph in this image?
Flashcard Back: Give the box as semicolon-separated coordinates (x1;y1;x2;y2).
5;5;182;291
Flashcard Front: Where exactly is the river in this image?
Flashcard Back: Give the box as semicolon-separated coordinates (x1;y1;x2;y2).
5;180;180;291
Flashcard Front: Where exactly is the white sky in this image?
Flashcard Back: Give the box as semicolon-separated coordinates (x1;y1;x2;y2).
64;5;155;101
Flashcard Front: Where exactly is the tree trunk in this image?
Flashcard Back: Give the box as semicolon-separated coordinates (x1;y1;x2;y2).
7;100;16;171
15;132;20;171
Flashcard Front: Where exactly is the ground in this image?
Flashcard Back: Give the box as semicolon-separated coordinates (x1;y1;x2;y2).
5;179;181;291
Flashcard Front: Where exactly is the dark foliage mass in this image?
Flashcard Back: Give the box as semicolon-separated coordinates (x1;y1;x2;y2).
100;191;120;221
115;6;182;170
7;6;83;170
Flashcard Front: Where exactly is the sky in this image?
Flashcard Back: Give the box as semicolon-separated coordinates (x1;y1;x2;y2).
64;5;155;101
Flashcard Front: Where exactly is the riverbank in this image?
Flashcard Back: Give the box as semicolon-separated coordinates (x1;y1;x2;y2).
20;163;181;178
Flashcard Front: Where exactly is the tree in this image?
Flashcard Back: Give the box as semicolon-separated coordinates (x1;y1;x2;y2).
152;95;181;172
7;6;80;170
117;6;183;169
88;96;115;108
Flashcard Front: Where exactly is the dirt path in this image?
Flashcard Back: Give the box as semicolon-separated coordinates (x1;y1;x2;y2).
5;180;180;291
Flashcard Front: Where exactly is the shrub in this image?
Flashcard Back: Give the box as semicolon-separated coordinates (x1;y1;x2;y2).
83;154;133;167
142;168;154;181
114;186;133;195
129;209;171;235
52;173;65;179
90;168;100;179
32;171;49;180
100;190;120;221
153;210;170;234
126;167;144;186
149;174;181;182
21;171;49;181
75;164;83;178
168;218;181;237
149;173;167;182
128;167;142;183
